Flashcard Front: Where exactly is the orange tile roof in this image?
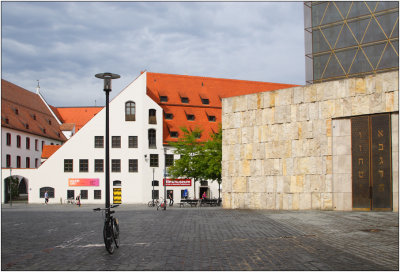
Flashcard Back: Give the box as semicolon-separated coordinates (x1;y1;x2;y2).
52;107;102;131
146;72;298;143
41;145;62;159
1;79;67;142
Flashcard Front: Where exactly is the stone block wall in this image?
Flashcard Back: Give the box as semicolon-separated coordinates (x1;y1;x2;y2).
222;71;399;210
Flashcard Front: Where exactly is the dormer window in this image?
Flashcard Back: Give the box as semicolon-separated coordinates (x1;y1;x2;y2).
125;101;136;121
32;114;36;120
48;120;52;125
25;123;29;129
160;96;168;102
181;97;189;103
165;113;173;120
170;131;178;138
187;114;195;121
14;108;19;115
201;98;209;105
208;115;216;122
149;109;157;124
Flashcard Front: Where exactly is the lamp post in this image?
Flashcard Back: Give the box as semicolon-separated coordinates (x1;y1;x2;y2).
95;72;120;209
163;147;167;210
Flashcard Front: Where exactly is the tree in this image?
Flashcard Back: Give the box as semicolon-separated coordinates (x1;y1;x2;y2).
168;125;222;201
168;126;204;198
200;125;222;202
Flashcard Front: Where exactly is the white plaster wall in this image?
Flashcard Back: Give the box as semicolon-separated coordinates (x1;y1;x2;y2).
1;127;63;168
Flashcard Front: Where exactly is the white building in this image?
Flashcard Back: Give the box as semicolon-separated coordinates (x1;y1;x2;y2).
2;72;296;205
1;79;66;202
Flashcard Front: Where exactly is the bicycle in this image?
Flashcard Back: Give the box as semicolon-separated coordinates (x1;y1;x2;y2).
64;198;76;205
93;204;120;254
156;197;165;210
147;199;160;207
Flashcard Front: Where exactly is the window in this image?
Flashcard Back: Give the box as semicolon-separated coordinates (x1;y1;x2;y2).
42;141;45;151
113;180;122;186
129;136;138;148
150;154;159;167
17;135;21;148
152;180;159;186
160;96;168;102
201;180;209;186
152;190;159;199
26;157;30;168
40;187;55;198
17;156;21;168
67;190;75;199
165;154;174;167
35;139;39;151
94;190;102;199
112;136;121;148
129;159;138;172
6;155;11;167
125;101;136;121
187;114;195;121
165;113;173;120
148;129;156;149
35;158;39;168
170;131;178;138
80;190;88;199
79;159;89;172
149;109;157;124
181;97;189;103
208;115;216;122
201;98;210;105
64;159;73;172
112;159;121;172
94;136;104;148
95;159;104;172
26;137;30;150
6;133;11;146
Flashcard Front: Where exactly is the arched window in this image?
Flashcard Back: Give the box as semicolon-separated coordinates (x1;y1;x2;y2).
125;101;136;121
40;187;55;198
149;109;157;124
148;129;156;149
113;180;122;186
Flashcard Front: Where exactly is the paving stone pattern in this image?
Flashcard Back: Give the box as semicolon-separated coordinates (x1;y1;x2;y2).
1;204;398;270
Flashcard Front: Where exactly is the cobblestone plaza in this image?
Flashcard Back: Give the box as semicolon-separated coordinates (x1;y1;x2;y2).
1;204;398;270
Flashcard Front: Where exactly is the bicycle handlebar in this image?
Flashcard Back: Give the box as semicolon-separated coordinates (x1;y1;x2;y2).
93;205;119;212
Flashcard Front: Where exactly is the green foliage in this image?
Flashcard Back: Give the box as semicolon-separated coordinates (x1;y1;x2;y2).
168;125;222;183
7;176;19;199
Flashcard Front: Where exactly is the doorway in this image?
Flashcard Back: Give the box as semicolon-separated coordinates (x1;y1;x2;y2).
351;114;392;211
199;187;209;199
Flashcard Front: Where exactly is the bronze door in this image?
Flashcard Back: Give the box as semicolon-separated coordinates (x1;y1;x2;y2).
351;114;392;211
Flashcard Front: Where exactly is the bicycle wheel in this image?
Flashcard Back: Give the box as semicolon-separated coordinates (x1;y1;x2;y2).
103;221;115;254
113;218;120;248
148;201;153;207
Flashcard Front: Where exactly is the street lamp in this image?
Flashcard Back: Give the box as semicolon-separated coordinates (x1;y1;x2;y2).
95;72;120;209
163;147;167;210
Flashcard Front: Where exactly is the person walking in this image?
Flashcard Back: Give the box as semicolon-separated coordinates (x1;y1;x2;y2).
76;194;81;207
44;191;49;205
168;192;173;206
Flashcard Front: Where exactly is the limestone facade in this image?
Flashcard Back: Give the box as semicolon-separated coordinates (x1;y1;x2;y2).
222;71;399;211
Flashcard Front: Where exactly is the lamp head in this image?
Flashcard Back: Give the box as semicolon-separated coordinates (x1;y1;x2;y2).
95;72;120;90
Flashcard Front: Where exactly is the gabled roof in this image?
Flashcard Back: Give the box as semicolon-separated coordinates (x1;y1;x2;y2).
146;72;298;143
51;107;102;132
1;79;67;142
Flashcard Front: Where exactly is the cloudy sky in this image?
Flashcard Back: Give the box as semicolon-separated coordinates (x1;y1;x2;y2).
2;1;305;107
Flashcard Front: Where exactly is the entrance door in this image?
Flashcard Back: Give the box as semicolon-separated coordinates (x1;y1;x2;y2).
199;187;209;199
351;114;392;211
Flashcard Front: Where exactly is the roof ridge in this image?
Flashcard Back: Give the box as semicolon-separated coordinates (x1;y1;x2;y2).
147;72;298;86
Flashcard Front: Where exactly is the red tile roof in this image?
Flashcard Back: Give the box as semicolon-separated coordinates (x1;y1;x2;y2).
1;79;67;142
52;107;102;132
41;145;62;159
146;72;298;143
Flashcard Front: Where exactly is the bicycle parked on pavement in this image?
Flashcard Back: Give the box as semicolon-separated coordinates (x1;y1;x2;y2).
147;198;160;207
93;204;120;254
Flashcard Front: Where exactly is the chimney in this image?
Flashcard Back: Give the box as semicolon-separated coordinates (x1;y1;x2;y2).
36;80;40;94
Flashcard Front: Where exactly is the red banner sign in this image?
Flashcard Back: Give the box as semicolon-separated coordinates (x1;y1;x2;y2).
68;178;99;187
163;178;191;186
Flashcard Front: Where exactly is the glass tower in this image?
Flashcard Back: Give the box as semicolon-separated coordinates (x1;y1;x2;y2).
304;1;399;84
